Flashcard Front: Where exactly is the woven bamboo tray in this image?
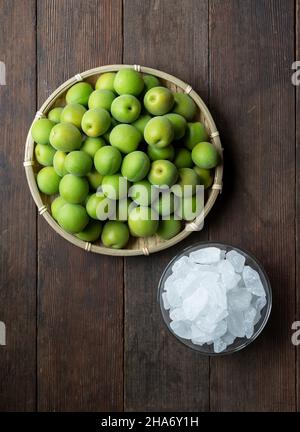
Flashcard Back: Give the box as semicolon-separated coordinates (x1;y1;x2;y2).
24;65;223;256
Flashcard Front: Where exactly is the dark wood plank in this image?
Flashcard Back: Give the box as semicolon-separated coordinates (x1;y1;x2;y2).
123;0;210;411
296;0;300;413
37;0;123;411
0;0;37;411
209;0;296;411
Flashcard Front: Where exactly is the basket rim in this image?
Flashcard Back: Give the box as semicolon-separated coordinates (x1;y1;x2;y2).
24;64;223;256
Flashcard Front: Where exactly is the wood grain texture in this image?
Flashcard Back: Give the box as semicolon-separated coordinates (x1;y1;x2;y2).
36;0;123;411
209;0;296;411
123;0;210;412
296;0;300;413
0;0;37;411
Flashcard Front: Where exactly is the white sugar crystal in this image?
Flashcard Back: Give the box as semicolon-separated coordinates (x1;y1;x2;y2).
226;250;246;273
189;247;221;264
163;247;268;353
243;266;265;297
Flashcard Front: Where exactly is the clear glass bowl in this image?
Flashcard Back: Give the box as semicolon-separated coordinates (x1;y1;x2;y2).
158;242;272;355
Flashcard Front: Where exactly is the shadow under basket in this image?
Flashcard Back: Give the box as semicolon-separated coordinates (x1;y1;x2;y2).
24;64;223;256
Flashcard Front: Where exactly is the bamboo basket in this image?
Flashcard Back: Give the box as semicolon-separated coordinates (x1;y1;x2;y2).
24;65;223;256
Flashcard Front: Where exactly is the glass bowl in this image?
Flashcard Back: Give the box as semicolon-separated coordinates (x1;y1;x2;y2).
158;242;272;355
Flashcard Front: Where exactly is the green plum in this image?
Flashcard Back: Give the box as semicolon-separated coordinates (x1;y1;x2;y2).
183;122;209;150
81;136;106;158
132;114;152;134
86;170;103;190
51;196;67;221
59;174;89;203
113;68;144;96
153;191;179;217
111;94;141;123
144;116;174;148
175;193;204;221
101;221;130;249
37;166;60;195
172;92;197;121
66;82;93;106
128;206;159;237
95;72;116;92
143;74;160;92
35;143;55;166
194;166;213;189
81;108;111;137
148;160;178;187
109;124;142;153
157;217;182;240
94;146;122;175
65;151;93;176
31;118;55;145
114;199;134;221
192;142;220;169
49;122;82;152
57;203;89;233
53;150;68;176
86;193;115;220
121;151;150;182
48;107;63;123
129;179;158;206
75;221;102;242
88;89;116;111
164;113;186;140
175;167;199;197
147;144;175;161
102;174;130;200
144;86;174;115
174;148;193;168
60;103;86;128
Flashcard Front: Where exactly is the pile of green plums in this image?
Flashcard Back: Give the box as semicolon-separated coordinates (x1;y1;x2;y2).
32;68;220;249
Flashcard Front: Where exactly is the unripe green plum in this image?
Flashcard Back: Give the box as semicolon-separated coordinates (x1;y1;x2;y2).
148;160;178;187
114;199;134;221
164;113;187;140
132;114;152;134
192;142;220;169
31;118;55;145
57;203;89;233
66;82;93;106
65;151;93;176
35;143;56;166
59;174;89;203
37;166;61;195
128;206;159;237
88;89;116;111
183;122;209;150
143;74;160;92
129;179;158;206
193;166;213;189
147;144;175;161
172;92;197;121
153;191;179;217
95;72;116;92
86;170;103;190
111;94;141;123
175;194;203;221
144;116;174;148
48;107;63;123
175;167;199;197
174;148;193;168
51;196;67;221
81;137;106;158
75;221;102;242
102;174;130;200
49;122;82;152
81;108;111;137
114;68;144;96
121;151;150;182
109;124;142;154
53;151;68;176
101;221;130;249
60;103;86;128
86;193;115;220
144;87;174;115
157;217;182;240
94;146;122;176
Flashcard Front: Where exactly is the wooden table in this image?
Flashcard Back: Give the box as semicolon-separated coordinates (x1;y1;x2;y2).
0;0;298;412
